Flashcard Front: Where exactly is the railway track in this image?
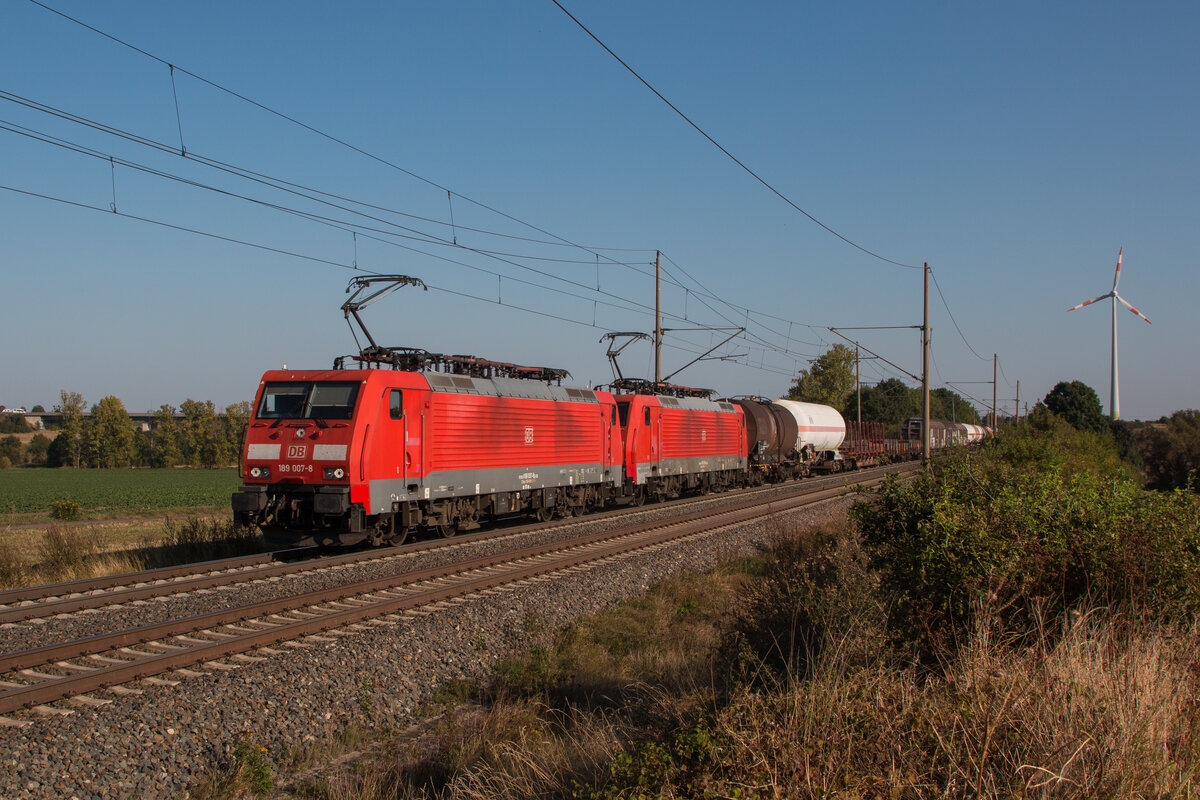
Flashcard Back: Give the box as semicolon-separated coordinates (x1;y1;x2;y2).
0;464;911;627
0;463;917;720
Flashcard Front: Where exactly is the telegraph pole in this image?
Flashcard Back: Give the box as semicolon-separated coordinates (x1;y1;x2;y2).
922;263;931;465
856;344;861;424
654;250;662;384
992;354;998;429
1015;380;1020;426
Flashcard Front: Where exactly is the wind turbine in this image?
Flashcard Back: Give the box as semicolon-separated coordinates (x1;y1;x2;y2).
1067;248;1152;420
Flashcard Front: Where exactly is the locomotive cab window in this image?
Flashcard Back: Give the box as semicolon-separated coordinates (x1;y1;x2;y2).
389;389;403;420
644;407;651;426
257;381;361;420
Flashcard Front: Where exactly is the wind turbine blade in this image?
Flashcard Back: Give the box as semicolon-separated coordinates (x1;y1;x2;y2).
1115;293;1152;324
1112;247;1123;291
1067;293;1110;312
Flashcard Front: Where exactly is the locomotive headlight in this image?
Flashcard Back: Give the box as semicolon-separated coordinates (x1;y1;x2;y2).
250;466;270;478
323;466;346;480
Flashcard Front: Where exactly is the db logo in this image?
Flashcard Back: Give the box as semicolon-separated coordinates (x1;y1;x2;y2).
287;445;306;459
524;427;535;444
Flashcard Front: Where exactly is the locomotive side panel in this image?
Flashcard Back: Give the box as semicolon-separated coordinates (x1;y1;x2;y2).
657;399;745;475
620;395;745;486
420;390;612;499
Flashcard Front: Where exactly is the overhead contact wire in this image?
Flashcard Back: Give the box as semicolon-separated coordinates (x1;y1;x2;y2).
550;0;922;270
28;0;660;278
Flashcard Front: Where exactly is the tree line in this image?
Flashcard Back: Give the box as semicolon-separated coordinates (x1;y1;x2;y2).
789;346;1200;493
787;343;981;431
0;391;251;469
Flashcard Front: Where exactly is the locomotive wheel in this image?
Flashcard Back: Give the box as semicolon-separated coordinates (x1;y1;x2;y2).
534;506;553;523
631;486;646;506
436;522;457;538
388;527;410;546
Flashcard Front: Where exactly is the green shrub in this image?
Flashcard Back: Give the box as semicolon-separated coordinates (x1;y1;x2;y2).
230;734;274;797
853;443;1200;658
728;521;883;682
49;499;81;520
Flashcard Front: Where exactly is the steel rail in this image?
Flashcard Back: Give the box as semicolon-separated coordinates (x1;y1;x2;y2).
0;465;910;623
0;469;913;716
0;547;316;606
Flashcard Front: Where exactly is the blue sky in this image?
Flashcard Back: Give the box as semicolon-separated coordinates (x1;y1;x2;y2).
1;1;1196;420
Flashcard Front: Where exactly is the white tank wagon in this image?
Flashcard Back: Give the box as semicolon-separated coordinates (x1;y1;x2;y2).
772;399;847;470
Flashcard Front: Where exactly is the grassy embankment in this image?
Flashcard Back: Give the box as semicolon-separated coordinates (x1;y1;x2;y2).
207;414;1198;799
0;468;265;587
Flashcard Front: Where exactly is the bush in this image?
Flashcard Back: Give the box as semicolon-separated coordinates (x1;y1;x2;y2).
49;499;81;520
39;526;96;575
26;433;51;465
0;414;30;434
1139;409;1200;492
0;539;26;587
728;521;883;682
0;435;20;466
852;441;1200;659
993;407;1138;480
134;517;266;568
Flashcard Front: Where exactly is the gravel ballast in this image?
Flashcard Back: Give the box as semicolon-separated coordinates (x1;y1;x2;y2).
0;492;859;800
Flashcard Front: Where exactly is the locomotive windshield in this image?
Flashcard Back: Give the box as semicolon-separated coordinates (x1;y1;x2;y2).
256;381;360;420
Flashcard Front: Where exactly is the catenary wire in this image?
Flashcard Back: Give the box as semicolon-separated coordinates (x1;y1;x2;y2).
0;179;791;380
7;14;936;371
0;92;660;278
2;133;803;382
26;1;670;278
3;106;833;373
0;116;690;325
22;1;991;385
550;0;922;271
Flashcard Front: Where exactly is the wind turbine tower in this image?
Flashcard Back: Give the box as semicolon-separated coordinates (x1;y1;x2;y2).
1067;248;1152;420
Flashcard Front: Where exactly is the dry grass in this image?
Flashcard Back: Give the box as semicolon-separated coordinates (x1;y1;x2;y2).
297;701;627;800
0;518;268;589
0;524;147;587
662;609;1200;799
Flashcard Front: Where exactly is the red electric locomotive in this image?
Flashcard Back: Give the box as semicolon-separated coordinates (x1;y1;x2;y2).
232;356;757;546
230;275;852;547
233;352;624;546
613;380;747;503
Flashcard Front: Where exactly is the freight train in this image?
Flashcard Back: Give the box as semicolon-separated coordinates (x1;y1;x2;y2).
900;418;992;448
231;275;985;547
231;348;886;547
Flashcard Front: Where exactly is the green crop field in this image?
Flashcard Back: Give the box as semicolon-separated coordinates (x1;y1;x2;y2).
0;469;239;517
